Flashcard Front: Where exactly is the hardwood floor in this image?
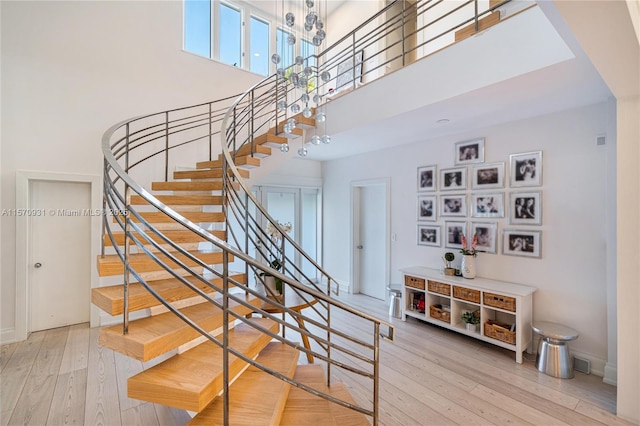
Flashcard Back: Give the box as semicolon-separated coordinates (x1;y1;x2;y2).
0;293;631;426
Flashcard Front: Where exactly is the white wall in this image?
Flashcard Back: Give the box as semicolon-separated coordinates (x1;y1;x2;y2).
0;0;263;341
322;102;611;372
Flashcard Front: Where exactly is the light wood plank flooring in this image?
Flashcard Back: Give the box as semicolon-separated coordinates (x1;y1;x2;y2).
0;293;631;426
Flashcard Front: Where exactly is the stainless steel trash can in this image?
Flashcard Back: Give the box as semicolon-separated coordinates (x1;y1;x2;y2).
388;286;402;319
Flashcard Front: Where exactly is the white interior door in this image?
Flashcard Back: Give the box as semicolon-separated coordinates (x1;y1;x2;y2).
29;180;91;331
355;183;387;300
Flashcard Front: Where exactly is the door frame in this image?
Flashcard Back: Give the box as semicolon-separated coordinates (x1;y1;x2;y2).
350;178;391;295
15;171;102;341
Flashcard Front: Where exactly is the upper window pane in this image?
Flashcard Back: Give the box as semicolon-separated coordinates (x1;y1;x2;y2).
276;28;294;68
184;0;211;57
219;3;242;67
300;39;316;68
250;16;269;76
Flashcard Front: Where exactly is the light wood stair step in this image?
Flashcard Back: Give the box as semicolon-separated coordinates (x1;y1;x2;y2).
105;229;226;247
91;272;246;315
128;318;279;411
151;181;225;192
224;143;272;159
281;365;369;425
196;156;261;169
98;295;260;361
267;125;304;139
113;211;225;224
188;342;299;425
97;250;230;277
173;168;250;180
129;194;223;206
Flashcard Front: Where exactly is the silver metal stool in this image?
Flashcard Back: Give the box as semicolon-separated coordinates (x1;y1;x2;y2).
387;285;402;319
532;321;579;379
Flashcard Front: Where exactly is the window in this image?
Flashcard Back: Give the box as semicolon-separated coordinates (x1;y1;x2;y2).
184;0;211;58
300;38;316;68
276;28;294;70
218;3;242;67
250;16;270;76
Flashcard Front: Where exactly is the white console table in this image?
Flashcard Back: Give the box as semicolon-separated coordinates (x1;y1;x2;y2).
400;266;536;363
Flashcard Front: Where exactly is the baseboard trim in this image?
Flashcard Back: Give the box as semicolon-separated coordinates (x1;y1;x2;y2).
571;349;607;378
0;327;17;345
603;362;617;386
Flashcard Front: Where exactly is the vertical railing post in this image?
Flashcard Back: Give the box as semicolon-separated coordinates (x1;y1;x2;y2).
474;0;479;32
249;89;255;157
373;322;380;426
401;0;406;67
164;111;169;181
101;159;108;258
351;32;357;91
209;103;213;161
221;152;230;426
123;123;131;335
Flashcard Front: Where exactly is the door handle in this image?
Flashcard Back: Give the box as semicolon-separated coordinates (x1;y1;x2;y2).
34;262;42;268
357;245;363;249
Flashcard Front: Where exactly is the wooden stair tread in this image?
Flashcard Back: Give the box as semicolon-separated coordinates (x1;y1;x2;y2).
128;318;279;411
188;342;299;425
196;156;261;169
91;272;246;315
113;211;225;224
105;229;226;247
98;295;260;361
224;143;272;159
129;194;223;205
97;250;230;276
281;365;369;425
267;125;303;139
173;168;250;180
152;181;224;191
455;10;501;42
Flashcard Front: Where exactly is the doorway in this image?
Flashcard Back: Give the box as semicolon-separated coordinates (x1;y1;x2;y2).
351;179;390;300
15;171;101;341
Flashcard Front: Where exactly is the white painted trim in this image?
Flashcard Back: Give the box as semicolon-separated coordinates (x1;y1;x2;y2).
603;362;618;386
0;328;16;345
15;170;102;342
350;177;391;296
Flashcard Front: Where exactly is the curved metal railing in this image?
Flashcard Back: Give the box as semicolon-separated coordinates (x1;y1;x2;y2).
100;0;520;423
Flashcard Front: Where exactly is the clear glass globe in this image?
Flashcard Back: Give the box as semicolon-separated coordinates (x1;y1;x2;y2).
289;72;299;85
300;93;310;103
305;11;317;25
303;66;313;76
271;53;281;64
285;12;295;27
283;123;293;133
321;134;331;144
304;22;313;32
316;29;326;40
313;94;322;104
297;147;308;157
316;20;324;30
287;118;297;126
310;135;321;145
290;103;301;114
316;112;326;122
297;76;308;89
277;100;287;111
280;143;290;153
295;55;304;65
312;36;322;46
320;71;331;82
306;0;314;8
276;68;285;78
302;107;313;118
287;33;296;45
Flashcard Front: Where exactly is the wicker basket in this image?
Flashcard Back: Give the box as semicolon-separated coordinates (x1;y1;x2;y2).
429;305;451;323
453;286;480;303
483;292;516;312
484;321;516;345
405;275;426;290
427;280;450;295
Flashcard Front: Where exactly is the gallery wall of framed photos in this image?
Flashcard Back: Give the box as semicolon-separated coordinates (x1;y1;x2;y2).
416;137;543;258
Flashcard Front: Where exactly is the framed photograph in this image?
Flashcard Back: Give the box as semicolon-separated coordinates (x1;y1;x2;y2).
336;50;364;91
470;193;504;218
417;224;440;247
417;165;436;192
509;191;542;225
417;195;437;222
502;229;541;258
471;222;498;254
471;162;504;189
510;151;542;187
440;167;467;191
439;194;467;217
454;137;485;165
444;221;467;249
